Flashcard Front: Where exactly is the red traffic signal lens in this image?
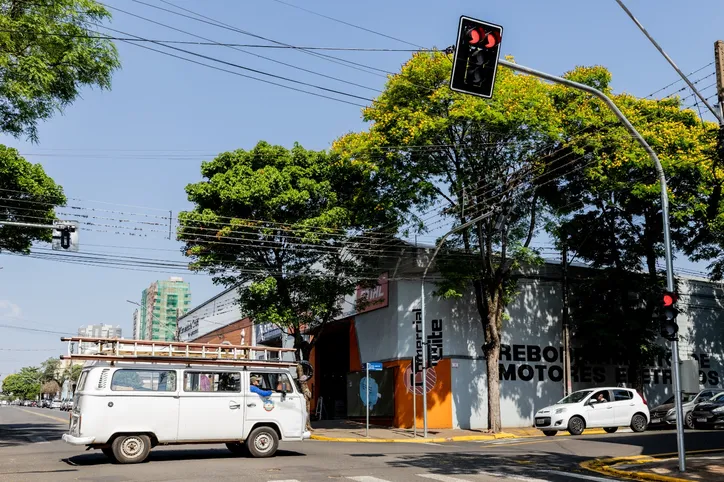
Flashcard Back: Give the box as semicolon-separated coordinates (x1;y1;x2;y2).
483;31;501;48
467;27;484;45
663;292;677;307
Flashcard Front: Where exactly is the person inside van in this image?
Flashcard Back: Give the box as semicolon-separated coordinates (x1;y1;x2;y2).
250;375;273;397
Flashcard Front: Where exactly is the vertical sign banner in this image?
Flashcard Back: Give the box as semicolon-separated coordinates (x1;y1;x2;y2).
412;309;443;373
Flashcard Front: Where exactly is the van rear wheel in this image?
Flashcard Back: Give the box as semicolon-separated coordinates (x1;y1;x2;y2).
111;434;151;464
246;426;279;458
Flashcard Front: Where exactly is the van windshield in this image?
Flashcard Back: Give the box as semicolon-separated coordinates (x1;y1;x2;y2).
557;390;593;404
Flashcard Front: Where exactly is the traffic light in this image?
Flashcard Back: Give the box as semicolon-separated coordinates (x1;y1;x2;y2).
450;16;504;99
660;290;679;341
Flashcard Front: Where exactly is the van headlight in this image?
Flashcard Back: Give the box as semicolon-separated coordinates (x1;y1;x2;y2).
555;408;567;415
712;406;724;413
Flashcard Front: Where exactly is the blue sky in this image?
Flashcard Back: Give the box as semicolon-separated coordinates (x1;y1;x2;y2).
0;0;722;375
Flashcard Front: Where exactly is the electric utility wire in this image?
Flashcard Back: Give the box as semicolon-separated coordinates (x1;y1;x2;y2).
646;62;714;98
95;5;381;94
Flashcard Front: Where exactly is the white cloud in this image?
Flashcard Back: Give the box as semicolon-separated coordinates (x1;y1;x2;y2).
0;300;22;318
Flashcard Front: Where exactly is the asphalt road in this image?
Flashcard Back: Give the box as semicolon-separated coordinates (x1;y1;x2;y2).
2;406;724;482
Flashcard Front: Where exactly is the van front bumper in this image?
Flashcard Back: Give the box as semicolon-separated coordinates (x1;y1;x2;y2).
302;431;311;440
62;433;95;446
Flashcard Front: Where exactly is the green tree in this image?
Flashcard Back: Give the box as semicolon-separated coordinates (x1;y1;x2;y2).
0;0;120;141
178;141;399;360
40;357;60;383
334;53;562;431
0;146;66;252
2;366;41;399
541;66;719;391
63;363;83;384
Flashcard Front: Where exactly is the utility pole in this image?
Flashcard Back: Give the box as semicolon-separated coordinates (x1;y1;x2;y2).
561;237;572;397
715;41;724;163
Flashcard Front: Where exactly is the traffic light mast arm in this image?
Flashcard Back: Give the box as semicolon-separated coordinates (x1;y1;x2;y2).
497;58;675;292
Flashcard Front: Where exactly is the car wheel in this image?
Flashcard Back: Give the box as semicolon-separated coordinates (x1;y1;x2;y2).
542;430;557;437
567;416;585;435
225;441;248;456
685;412;695;430
603;427;618;434
630;413;648;433
101;447;116;461
111;434;151;464
246;426;279;458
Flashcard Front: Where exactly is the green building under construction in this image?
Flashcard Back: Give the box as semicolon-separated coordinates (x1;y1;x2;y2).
138;277;191;341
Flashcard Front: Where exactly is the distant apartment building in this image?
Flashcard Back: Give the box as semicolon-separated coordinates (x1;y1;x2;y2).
132;309;141;339
139;277;191;341
77;324;122;354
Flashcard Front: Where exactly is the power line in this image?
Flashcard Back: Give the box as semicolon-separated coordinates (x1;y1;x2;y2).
264;0;427;49
646;62;714;98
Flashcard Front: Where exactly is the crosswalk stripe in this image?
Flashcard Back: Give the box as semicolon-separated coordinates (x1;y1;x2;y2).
268;480;300;482
481;472;548;481
346;477;391;482
417;474;470;482
540;470;614;481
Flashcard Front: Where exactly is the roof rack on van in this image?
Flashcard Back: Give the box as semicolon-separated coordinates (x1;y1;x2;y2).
59;337;298;368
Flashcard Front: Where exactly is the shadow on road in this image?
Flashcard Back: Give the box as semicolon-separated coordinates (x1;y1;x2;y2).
64;448;305;466
574;430;724;455
0;423;65;448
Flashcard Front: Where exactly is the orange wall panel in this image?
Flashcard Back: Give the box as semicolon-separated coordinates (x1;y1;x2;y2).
387;358;452;429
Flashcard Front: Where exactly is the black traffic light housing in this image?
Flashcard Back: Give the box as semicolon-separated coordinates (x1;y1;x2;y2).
659;290;679;341
450;16;503;99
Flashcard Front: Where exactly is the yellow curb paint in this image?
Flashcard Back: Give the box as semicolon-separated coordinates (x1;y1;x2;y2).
15;407;68;424
310;432;517;443
581;452;724;482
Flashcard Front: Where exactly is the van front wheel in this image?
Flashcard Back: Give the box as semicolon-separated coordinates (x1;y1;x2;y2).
101;447;116;460
247;427;279;458
111;434;151;464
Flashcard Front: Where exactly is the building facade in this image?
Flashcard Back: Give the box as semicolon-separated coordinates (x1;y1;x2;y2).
177;285;240;342
77;324;122;354
132;309;140;340
139;277;191;341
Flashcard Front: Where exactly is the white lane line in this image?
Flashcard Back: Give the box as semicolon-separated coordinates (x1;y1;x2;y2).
480;472;548;482
417;474;470;482
347;477;391;482
541;470;614;481
268;480;300;482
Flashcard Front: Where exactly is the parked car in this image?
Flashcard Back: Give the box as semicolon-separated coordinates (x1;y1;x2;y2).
40;400;50;409
648;389;723;429
691;392;724;429
534;387;650;436
50;400;62;410
61;401;74;411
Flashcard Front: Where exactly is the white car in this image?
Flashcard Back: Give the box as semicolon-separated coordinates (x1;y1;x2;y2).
534;387;650;436
50;400;62;409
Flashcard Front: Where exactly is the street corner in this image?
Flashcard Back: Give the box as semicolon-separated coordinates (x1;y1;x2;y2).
581;452;724;482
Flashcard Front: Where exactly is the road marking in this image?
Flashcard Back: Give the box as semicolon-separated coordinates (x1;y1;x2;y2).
417;475;470;482
347;477;391;482
541;470;614;481
480;472;548;482
15;408;68;424
268;480;300;482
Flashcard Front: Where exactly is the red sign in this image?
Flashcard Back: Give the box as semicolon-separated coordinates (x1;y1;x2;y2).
355;272;389;314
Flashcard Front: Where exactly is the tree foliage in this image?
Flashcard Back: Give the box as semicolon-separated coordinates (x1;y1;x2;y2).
2;366;41;399
40;357;60;383
0;0;120;141
178;141;399;359
334;53;562;431
0;146;66;253
540;66;719;388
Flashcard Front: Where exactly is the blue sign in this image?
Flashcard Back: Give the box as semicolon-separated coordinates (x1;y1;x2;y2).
360;377;380;408
367;362;383;371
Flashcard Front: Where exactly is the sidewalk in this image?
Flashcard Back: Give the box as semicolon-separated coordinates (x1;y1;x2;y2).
309;420;614;442
583;453;724;482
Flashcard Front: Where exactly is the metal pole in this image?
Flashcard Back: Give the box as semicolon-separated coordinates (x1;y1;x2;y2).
366;362;370;438
562;239;572;397
0;221;59;229
498;58;684;471
412;357;417;438
614;0;722;124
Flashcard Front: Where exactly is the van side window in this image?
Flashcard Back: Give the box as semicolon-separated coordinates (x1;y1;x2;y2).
76;370;89;391
111;370;176;391
184;372;240;392
614;390;633;401
251;372;294;393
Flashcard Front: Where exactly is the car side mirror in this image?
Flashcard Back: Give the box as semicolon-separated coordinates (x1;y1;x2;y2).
281;389;287;401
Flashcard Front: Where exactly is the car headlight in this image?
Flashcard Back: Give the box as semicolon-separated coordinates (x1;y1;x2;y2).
712;406;724;413
555;408;567;415
666;408;675;416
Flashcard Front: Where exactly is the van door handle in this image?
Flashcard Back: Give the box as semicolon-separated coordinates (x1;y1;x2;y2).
247;403;256;408
229;401;241;409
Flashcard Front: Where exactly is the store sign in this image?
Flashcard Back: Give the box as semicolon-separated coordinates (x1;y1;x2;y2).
356;272;389;314
258;323;282;343
412;309;443;373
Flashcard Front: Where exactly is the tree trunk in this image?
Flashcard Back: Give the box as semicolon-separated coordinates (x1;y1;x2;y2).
482;288;503;433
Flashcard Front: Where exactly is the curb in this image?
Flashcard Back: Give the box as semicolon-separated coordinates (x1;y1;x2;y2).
310;432;518;443
581;456;691;482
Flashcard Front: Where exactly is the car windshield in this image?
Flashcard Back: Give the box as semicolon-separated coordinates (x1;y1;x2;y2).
557;390;593;404
663;394;697;404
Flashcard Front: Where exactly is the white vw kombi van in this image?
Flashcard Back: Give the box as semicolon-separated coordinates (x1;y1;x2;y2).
62;361;310;463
